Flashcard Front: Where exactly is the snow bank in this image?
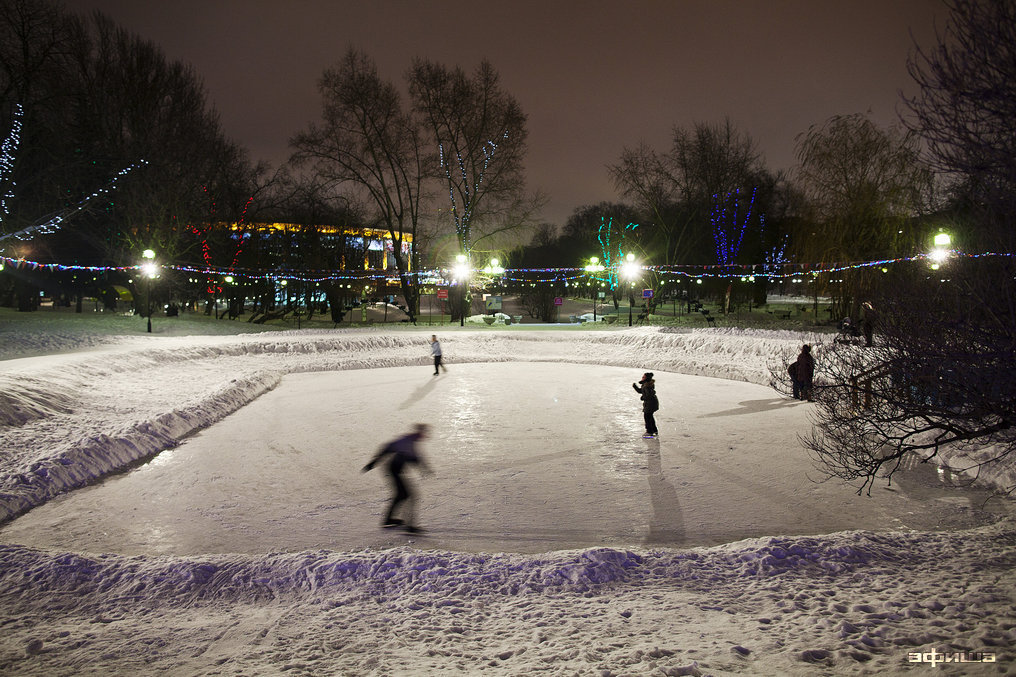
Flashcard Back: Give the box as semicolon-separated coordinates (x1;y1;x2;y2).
2;522;1013;675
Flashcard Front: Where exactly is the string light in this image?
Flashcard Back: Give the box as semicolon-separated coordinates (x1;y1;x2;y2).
0;102;146;248
4;252;1013;288
0;103;23;231
439;130;508;256
0;161;148;246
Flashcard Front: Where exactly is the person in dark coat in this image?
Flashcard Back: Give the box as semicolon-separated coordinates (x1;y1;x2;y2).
789;344;815;400
632;372;660;438
362;423;433;532
861;302;877;347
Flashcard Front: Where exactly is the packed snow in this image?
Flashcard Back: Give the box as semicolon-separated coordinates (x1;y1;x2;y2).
0;314;1013;675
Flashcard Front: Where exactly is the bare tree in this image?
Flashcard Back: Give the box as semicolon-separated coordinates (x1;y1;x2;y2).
409;58;531;258
771;258;1015;495
608;143;682;263
795;114;931;260
783;0;1016;496
903;0;1016;251
291;49;426;322
793;114;932;319
609;119;770;266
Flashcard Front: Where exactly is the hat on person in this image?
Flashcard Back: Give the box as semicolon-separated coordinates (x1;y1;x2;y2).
640;372;654;382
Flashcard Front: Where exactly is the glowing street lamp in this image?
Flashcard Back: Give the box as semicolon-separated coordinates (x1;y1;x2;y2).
929;231;952;269
140;249;157;333
481;258;505;275
452;253;470;326
620;252;640;327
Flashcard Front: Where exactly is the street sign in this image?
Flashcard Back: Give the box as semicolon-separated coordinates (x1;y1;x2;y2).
485;295;502;310
598;291;606;299
437;289;449;299
643;289;654;299
554;297;563;306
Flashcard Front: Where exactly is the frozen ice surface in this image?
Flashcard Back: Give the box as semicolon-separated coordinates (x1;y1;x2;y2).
2;363;1006;556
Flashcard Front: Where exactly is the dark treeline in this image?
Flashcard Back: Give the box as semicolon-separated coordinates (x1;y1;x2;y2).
0;0;1011;330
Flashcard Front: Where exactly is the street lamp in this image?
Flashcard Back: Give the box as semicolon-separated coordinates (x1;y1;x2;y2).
482;257;505;275
584;256;605;320
141;249;157;333
452;253;470;326
620;252;640;326
929;231;952;269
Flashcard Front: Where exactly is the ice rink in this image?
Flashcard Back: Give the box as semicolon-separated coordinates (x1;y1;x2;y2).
3;362;1005;555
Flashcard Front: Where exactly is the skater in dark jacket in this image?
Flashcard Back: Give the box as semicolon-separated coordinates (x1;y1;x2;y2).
861;302;877;347
362;423;433;532
632;372;660;438
789;344;815;401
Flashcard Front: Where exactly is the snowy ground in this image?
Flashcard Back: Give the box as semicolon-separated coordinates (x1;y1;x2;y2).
0;315;1014;675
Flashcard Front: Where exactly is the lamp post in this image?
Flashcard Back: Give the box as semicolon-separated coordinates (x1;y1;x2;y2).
620;252;640;327
584;256;605;321
452;253;470;326
141;249;156;333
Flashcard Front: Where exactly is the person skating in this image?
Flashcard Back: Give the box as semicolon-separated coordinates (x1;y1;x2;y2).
362;423;434;532
632;372;660;438
430;335;447;375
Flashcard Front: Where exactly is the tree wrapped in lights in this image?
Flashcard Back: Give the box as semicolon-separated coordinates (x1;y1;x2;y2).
0;100;147;310
711;187;760;312
410;59;532;321
597;215;641;310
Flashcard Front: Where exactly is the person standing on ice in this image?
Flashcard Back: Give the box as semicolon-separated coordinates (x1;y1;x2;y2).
861;302;877;347
789;344;815;401
632;372;660;438
362;423;433;533
430;335;447;375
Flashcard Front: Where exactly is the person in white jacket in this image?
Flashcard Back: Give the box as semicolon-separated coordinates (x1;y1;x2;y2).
430;335;447;375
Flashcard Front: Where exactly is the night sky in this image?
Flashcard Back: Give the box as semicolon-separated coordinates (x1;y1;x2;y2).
71;0;943;226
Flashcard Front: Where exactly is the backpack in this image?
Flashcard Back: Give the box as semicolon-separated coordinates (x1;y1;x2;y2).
788;361;799;379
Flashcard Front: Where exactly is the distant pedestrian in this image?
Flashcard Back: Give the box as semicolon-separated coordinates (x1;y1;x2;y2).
430;335;447;375
362;423;433;532
789;344;815;401
861;302;877;347
632;372;660;438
